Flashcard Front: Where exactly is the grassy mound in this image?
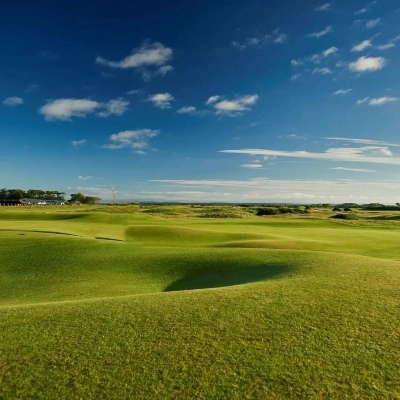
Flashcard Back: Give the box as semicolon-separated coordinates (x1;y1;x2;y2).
1;252;399;399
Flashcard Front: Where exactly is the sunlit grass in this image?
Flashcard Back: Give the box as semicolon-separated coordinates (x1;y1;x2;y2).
0;205;399;398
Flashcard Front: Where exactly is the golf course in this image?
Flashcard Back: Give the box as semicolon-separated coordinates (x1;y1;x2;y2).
0;204;399;399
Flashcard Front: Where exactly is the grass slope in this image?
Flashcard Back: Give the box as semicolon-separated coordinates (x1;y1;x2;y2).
0;206;400;398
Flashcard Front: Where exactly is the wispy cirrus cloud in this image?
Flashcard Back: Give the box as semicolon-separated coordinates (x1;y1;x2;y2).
78;175;92;180
290;73;301;81
365;18;381;28
241;164;263;169
349;56;386;72
220;145;400;165
291;46;338;76
333;89;352;95
325;137;400;147
147;93;174;109
354;1;378;15
355;7;368;15
103;129;159;154
206;94;259;116
356;97;399;106
331;167;375;172
351;39;372;52
375;35;400;50
307;25;332;38
3;96;24;106
232;28;288;49
315;3;331;11
176;106;197;115
96;41;173;80
312;67;332;75
322;46;338;57
71;139;87;146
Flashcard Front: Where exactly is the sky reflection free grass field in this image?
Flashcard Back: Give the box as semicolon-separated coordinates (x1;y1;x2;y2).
0;206;399;398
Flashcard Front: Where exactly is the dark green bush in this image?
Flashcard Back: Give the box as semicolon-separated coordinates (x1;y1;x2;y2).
330;213;358;220
256;208;280;216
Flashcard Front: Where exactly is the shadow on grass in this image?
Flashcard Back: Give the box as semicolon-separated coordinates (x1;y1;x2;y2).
366;215;400;221
95;237;124;242
165;263;292;292
0;229;82;237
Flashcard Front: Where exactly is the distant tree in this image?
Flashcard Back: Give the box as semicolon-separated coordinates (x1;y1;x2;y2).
8;189;26;200
69;193;101;205
69;193;87;204
83;196;101;205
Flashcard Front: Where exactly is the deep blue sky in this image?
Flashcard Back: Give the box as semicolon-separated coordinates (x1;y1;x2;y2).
2;0;400;203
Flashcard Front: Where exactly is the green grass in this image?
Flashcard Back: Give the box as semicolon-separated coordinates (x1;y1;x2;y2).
0;205;400;398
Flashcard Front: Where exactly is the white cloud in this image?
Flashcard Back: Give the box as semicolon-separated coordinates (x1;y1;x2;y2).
39;98;100;121
291;59;302;67
325;137;400;147
349;56;386;72
307;25;333;38
26;84;38;93
96;41;173;80
220;145;400;165
96;41;172;69
206;95;220;105
71;139;86;146
78;176;92;180
333;89;352;95
176;106;197;115
3;96;24;106
97;98;129;117
39;98;129;121
209;95;259;116
351;39;372;52
356;97;398;106
331;167;375;172
365;18;381;28
232;41;246;50
322;46;338;57
232;29;288;49
356;97;370;105
126;89;143;95
241;164;263;168
157;65;174;76
312;67;332;75
293;46;338;70
274;33;288;44
290;74;301;81
315;3;331;11
368;97;399;106
375;35;400;50
354;7;368;15
147;93;174;109
103;129;159;154
375;43;394;50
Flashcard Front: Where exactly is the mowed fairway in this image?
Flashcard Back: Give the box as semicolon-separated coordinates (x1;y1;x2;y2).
0;206;399;399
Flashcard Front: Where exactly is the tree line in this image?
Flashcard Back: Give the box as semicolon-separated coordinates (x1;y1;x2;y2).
0;189;65;201
0;189;101;204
